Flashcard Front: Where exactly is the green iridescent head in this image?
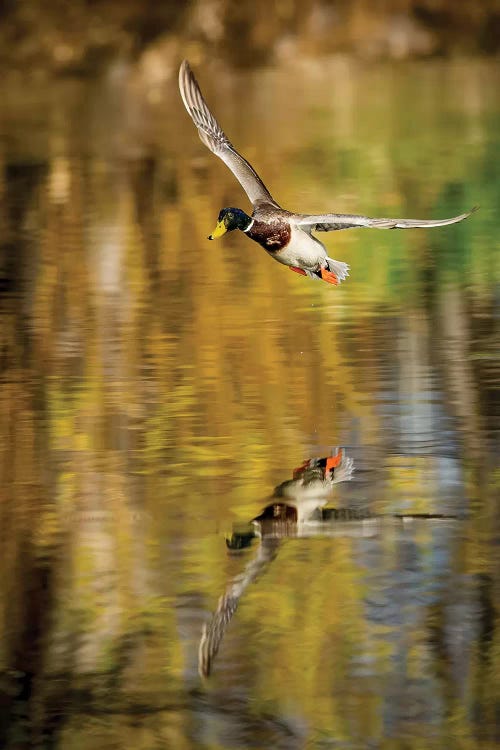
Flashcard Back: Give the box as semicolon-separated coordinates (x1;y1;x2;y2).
208;208;252;239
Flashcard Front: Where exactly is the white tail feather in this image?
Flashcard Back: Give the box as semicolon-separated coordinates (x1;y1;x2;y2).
331;454;354;484
326;257;350;283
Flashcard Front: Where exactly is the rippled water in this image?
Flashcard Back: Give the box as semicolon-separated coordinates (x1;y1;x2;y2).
0;58;498;749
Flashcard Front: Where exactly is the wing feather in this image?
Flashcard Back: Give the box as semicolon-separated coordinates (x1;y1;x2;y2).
294;206;478;232
198;539;279;678
179;60;276;206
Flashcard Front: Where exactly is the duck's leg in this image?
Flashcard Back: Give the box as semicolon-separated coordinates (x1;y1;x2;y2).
319;267;339;285
289;266;307;276
325;450;342;473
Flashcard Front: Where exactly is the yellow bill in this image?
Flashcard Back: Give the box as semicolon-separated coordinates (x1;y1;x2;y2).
208;220;228;240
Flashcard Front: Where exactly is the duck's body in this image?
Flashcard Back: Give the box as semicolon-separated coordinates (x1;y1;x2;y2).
179;60;476;285
266;450;354;522
243;204;349;283
226;451;355;546
199;450;354;676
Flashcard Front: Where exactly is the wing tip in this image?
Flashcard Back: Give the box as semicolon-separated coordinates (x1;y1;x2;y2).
179;59;190;78
178;59;192;93
453;204;479;224
178;59;203;121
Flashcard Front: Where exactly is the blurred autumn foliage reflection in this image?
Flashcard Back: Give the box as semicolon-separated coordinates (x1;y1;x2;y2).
0;55;498;750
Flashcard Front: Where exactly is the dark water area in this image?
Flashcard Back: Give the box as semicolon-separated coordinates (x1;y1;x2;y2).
0;58;498;749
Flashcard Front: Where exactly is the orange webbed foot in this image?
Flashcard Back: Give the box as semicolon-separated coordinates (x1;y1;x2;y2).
289;266;307;276
325;451;343;473
320;268;339;285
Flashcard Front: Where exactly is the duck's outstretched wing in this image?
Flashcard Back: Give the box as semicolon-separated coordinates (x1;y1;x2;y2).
198;538;279;678
179;60;276;207
294;206;478;232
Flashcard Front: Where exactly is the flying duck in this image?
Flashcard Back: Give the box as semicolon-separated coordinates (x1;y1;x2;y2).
199;450;354;677
179;60;476;285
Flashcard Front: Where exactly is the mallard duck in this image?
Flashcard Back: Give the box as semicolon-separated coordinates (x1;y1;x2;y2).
199;450;354;677
227;449;355;550
268;450;355;521
179;60;477;285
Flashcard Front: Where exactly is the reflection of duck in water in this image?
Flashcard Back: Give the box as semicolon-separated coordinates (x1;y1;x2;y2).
179;60;476;286
199;450;354;677
198;450;459;677
227;450;355;550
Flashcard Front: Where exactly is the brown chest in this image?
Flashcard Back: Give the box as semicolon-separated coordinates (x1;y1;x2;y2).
246;219;291;252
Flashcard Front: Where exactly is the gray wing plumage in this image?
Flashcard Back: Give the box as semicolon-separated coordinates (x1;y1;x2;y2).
179;60;276;207
294;206;478;232
198;538;279;678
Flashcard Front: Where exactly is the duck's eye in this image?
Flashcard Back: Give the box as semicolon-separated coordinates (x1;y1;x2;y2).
227;212;233;220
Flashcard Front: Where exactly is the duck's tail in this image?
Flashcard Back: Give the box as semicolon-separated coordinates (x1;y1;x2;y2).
326;257;350;284
330;451;354;484
293;450;354;484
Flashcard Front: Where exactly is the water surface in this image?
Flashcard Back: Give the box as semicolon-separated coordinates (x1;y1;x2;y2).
0;58;498;749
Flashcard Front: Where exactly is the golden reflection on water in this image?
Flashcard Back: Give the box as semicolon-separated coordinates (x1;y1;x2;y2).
0;58;498;749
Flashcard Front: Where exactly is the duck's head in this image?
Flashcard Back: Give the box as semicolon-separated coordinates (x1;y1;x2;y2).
225;528;257;551
208;207;252;239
